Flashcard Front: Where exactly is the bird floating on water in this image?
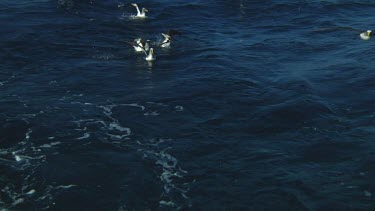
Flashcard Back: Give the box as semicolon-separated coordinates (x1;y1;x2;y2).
160;30;182;48
131;3;148;18
125;39;155;61
360;30;372;40
145;48;156;61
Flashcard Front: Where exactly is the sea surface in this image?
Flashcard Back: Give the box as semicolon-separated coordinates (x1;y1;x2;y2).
1;0;375;210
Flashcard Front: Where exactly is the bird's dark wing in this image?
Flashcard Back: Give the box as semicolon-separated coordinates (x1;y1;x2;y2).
158;39;170;47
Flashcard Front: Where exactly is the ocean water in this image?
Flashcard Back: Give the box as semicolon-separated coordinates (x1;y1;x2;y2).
1;0;375;210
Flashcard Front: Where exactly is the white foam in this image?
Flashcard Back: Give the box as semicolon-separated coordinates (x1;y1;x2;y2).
147;102;168;107
0;150;9;156
107;134;130;140
0;75;15;86
48;80;57;85
175;106;184;111
77;133;90;140
137;138;171;146
11;198;24;206
128;15;140;20
74;119;102;127
181;192;189;199
75;126;87;131
99;105;116;116
25;189;35;195
25;129;32;141
144;111;160;116
74;105;133;143
109;123;130;133
14;155;22;162
40;141;61;148
159;200;175;207
364;190;372;197
55;184;76;189
120;103;145;111
141;145;189;206
179;167;188;174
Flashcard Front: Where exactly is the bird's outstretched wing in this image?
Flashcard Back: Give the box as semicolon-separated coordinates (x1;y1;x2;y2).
123;40;148;55
161;33;170;39
158;40;170;47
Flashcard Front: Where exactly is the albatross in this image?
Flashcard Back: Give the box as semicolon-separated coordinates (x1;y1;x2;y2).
159;30;182;48
145;48;156;61
131;3;148;18
360;30;372;40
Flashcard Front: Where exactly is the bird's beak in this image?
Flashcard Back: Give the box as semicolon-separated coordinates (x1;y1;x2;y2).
144;9;149;12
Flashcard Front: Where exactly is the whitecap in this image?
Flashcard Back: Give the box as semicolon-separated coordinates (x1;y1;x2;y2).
25;189;35;195
25;129;32;141
144;111;160;116
98;105;116;116
55;184;76;189
109;123;130;133
40;141;61;148
14;155;22;162
77;133;90;140
120;103;145;111
364;190;372;197
159;200;175;207
107;134;130;140
175;106;184;112
11;198;24;206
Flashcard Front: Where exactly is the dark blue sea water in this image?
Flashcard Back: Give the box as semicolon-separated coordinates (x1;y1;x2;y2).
1;0;375;210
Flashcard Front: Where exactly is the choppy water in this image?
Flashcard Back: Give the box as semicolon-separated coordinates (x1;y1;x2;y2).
1;0;375;210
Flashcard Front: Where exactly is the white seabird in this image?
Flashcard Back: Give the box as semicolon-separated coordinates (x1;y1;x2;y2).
131;3;148;18
133;38;150;52
145;48;156;61
160;33;171;48
159;30;182;48
360;30;372;40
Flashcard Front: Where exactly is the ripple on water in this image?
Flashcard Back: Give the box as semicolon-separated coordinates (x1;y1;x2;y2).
138;138;191;209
